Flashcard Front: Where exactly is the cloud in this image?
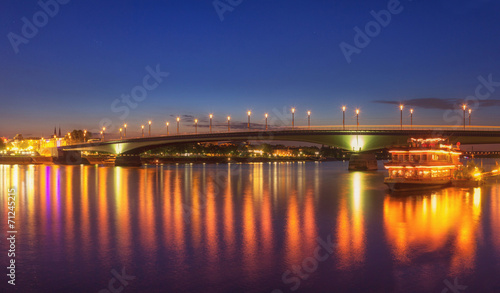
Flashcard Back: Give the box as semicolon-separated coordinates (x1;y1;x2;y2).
373;97;500;110
169;114;196;121
213;122;266;130
478;99;500;107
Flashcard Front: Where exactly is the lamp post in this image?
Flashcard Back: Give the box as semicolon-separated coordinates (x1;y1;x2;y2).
194;119;198;134
356;109;359;130
400;105;404;130
247;111;251;130
141;125;144;137
468;109;472;126
67;132;71;144
119;128;122;139
166;122;169;135
291;108;295;129
123;124;127;137
209;114;213;133
102;127;105;141
463;104;467;130
265;113;268;131
148;120;152;136
307;111;311;129
176;117;180;134
84;129;87;142
227;116;231;131
342;106;346;130
410;109;413;129
100;131;103;141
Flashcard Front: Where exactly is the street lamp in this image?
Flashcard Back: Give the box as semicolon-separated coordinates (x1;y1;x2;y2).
102;127;105;140
463;104;467;130
247;111;251;130
291;108;295;129
265;113;268;131
148;120;152;136
119;128;122;139
84;129;87;142
166;122;169;135
123;124;127;137
410;109;413;128
307;111;311;129
209;114;213;133
468;109;472;126
194;119;198;134
400;105;404;130
342;106;346;130
176;117;180;134
227;116;231;132
356;109;360;130
141;125;144;137
100;131;103;141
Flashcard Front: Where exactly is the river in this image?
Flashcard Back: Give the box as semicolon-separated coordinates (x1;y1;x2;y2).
1;161;499;292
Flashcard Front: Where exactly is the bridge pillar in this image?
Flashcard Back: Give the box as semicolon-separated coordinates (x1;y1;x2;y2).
348;153;378;171
56;149;88;165
115;154;142;167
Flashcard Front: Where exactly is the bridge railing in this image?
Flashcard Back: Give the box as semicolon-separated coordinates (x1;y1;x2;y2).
82;125;500;143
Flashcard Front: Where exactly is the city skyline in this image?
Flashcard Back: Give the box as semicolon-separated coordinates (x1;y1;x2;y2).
2;0;500;137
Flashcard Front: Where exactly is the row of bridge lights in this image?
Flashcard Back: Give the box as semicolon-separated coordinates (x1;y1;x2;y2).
91;105;475;140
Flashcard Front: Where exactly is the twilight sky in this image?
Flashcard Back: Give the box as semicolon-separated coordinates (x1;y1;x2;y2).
1;0;500;138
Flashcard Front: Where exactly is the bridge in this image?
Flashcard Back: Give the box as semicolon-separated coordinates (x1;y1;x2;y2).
58;126;500;166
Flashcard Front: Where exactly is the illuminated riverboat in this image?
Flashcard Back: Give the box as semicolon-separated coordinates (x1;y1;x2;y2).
384;138;463;191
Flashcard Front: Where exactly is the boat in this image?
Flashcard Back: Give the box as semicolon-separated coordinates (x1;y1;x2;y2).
384;138;463;191
451;160;485;187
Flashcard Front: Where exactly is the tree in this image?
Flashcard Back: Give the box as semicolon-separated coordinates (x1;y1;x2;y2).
261;143;273;156
67;130;91;143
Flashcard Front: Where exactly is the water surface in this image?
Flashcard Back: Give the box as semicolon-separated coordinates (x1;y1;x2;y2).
1;162;499;292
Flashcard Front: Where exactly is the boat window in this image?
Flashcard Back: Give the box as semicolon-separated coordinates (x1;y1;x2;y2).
414;155;420;162
421;154;427;161
404;155;409;162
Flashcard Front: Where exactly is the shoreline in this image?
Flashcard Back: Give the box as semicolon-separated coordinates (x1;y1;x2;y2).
0;155;341;165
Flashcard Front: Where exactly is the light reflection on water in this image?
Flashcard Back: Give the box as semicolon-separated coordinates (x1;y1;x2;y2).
0;162;499;292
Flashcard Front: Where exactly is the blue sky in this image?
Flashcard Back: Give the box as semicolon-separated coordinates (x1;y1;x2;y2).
1;0;500;137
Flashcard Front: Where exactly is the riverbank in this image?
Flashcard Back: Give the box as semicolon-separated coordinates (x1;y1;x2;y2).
0;155;339;165
0;156;54;165
141;156;333;164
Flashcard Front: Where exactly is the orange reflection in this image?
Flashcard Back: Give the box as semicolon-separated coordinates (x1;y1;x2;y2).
243;182;258;276
97;167;109;257
80;165;90;259
190;170;202;249
285;191;301;265
223;165;235;254
491;184;500;253
205;173;218;263
163;168;173;248
336;172;366;269
260;187;273;256
22;166;35;238
172;167;185;253
114;167;131;262
302;189;317;255
383;188;481;274
64;166;75;259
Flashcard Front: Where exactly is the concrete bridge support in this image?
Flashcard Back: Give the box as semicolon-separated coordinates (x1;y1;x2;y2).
115;154;142;167
348;153;378;171
56;150;88;165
